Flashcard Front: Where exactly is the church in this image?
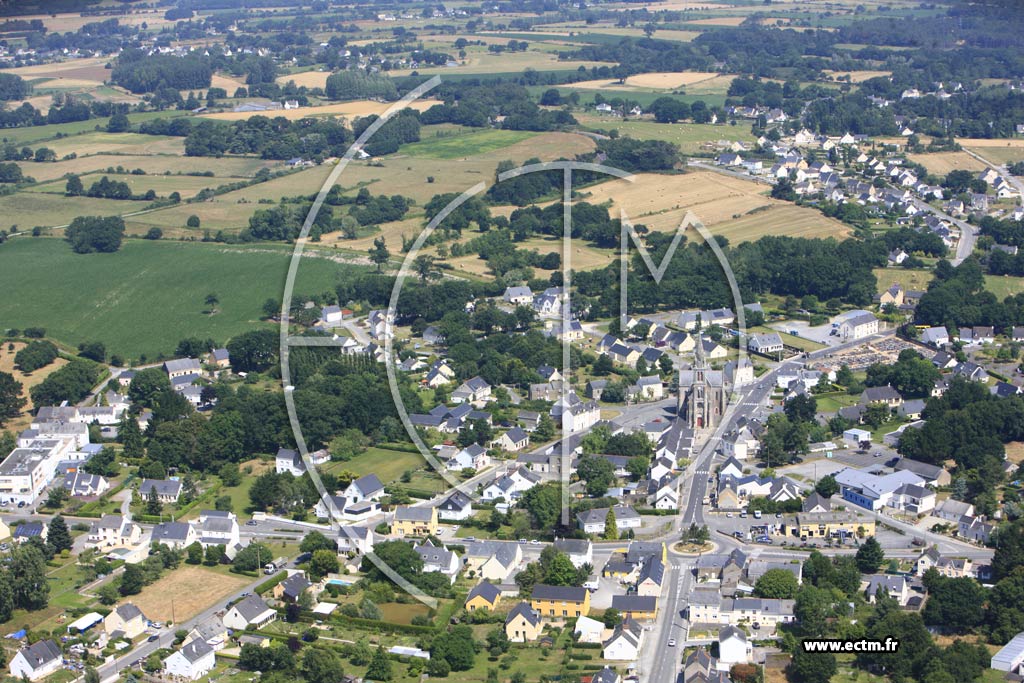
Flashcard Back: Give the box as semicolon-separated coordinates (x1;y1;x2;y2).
677;336;726;431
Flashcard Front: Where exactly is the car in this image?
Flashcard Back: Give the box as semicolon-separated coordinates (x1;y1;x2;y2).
739;512;747;518
752;623;761;630
464;536;475;542
667;639;677;647
17;501;24;508
776;513;782;518
518;538;528;543
151;622;163;629
246;520;258;526
726;512;733;518
530;540;541;545
240;592;250;597
147;635;159;642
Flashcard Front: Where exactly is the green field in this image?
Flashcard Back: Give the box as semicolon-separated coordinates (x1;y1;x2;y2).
402;128;535;159
0;192;152;229
0;110;188;145
324;447;425;483
575;117;755;153
0;238;366;359
985;274;1024;299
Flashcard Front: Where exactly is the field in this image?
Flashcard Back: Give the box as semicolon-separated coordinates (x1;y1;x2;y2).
906;151;988;175
45;132;184;158
0;238;369;360
959;140;1024;166
325;447;426;483
873;267;933;293
129;566;251;623
985;274;1024;299
17;154;281;183
29;174;235;200
708;204;852;243
199;99;441;122
581;171;775;228
822;70;891;83
276;70;331;88
0;342;70;431
575;116;754;153
0;193;152;229
401;128;536;159
386;50;610;76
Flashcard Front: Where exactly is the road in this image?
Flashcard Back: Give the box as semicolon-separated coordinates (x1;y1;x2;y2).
961;147;1024;198
909;197;978;265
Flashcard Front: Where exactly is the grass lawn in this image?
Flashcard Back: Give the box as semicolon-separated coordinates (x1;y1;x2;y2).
0;238;368;360
985;274;1024;299
815;392;859;412
873;267;933;293
401;128;536;159
324;447;425;484
575;116;754;154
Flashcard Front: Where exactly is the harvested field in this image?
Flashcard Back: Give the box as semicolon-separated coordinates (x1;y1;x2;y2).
907;151;987;176
0;342;70;432
128;566;250;623
210;73;249;93
581;171;774;228
628;71;721;88
387;51;610;76
685;16;746;26
706;204;852;243
1;57;110;82
17;154;282;183
200;99;440;122
956;139;1024;148
276;70;331;88
822;70;891;83
45;132;185;158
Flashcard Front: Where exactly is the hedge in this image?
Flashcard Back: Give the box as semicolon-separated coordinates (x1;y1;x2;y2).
255;572;287;595
634;508;678;516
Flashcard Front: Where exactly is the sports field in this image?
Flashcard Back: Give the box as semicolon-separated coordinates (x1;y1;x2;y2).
0;238;368;359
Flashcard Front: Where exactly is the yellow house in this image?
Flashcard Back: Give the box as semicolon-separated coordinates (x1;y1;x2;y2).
465;582;501;612
785;511;876;539
0;519;9;541
530;584;591;619
505;602;542;642
391;506;438;537
611;595;658;621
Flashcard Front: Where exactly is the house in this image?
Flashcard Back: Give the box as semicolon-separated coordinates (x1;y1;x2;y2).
530;584;591;618
338;526;377;556
436;490;474;521
934;498;974;522
163;639;216;681
897;399;926;420
634;375;664;401
554;538;592;569
592;668;620;683
415;540;460;583
87;514;141;550
464;541;523;582
491;427;529;452
274;572;313;603
64;471;109;497
503;286;534;305
864;574;910;605
611;595;658;620
959;515;995;544
505;602;542;642
839;312;879;340
893;458;951;486
860;385;902;408
574;615;605;644
920;326;950;347
748;333;784;356
602;620;643;661
163;358;202;380
451;377;492;404
834;467;927;511
719;625;750;666
391;506;439;537
802;492;831;513
344;474;385;502
139;478;182;503
465;582;501;612
785;511;876;539
104;603;148;640
719;597;796;627
223;595;277;631
10;640;62;681
576;505;641;535
151;521;197;549
991;632;1024;672
915;547;973;578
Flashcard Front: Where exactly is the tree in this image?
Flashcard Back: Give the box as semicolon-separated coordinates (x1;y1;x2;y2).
300;531;336;554
754;568;799;599
0;565;13;622
431;624;477;671
855;537;885;573
146;488;163;516
128;368;172;407
794;585;834;635
204;292;219;313
987;570;1024;643
107;112;130;133
47;516;72;555
233;542;271;572
145;227;163;240
186;542;203;565
0;372;25;426
366;646;393;681
413;254;440;282
603;508;618;540
9;543;49;610
814;475;838;498
577;455;615;497
65;174;84;196
226;329;278;373
301;647;344;683
788;644;836;683
361;541;423;582
309;549;339;579
368;237;390;272
186;215;201;228
922;576;985;633
120;564;145;595
518;482;562;530
65;216;125;254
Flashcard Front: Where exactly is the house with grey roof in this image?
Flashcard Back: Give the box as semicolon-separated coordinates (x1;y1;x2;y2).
163;358;202;379
577;505;641;535
139;478;182;503
163;638;215;680
344;473;385;502
415;540;460;583
63;471;109;497
150;521;197;549
223;594;276;631
10;639;62;681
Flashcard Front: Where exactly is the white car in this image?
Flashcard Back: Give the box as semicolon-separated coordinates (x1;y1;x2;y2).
667;638;677;647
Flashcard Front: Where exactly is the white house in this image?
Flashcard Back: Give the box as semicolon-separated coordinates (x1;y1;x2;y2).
748;333;784;356
9;640;62;681
503;286;534;305
718;625;750;667
839;312;879;340
223;595;277;631
436;490;474;521
163;639;216;681
603;620;643;661
344;474;385;502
